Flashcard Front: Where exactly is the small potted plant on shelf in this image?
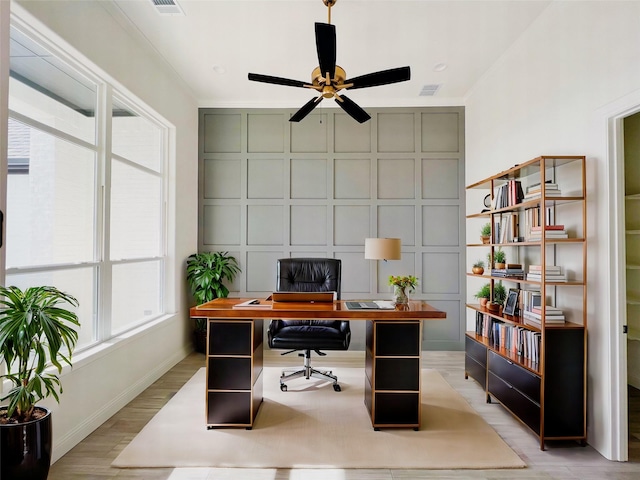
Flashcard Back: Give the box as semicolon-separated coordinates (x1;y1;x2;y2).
480;223;491;244
490;248;506;269
487;281;507;313
0;285;80;480
475;283;491;307
472;260;485;275
388;275;418;306
186;251;241;353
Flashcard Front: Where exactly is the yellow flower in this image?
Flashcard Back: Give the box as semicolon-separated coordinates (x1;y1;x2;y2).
387;275;418;292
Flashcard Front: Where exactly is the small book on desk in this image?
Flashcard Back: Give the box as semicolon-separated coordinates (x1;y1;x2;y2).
345;301;395;310
233;299;272;309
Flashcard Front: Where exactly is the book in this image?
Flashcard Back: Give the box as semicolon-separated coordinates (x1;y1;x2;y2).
531;306;564;315
523;311;565;322
233;299;272;309
526;273;567;282
531;225;565;231
528;264;562;273
526;182;559;193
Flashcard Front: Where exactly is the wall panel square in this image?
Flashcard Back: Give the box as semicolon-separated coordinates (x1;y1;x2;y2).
247;114;284;153
247;205;283;245
377;253;416;294
421;112;459;152
334;205;369;245
422;252;459;294
378;205;415;246
247;159;283;199
203;113;241;153
290;113;327;153
290;206;327;245
421;300;461;343
422;158;459;199
203;159;241;199
336;251;369;293
378;159;415;199
203;205;241;245
334;159;371;199
291;159;327;199
422;206;459;246
246;251;282;292
334;114;371;153
377;113;415;152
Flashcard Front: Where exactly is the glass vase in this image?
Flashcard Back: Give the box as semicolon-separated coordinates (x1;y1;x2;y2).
393;285;409;305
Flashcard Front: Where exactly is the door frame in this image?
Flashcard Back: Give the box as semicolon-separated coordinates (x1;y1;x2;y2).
603;90;640;462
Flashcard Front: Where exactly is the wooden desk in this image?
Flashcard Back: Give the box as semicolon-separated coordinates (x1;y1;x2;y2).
190;298;446;430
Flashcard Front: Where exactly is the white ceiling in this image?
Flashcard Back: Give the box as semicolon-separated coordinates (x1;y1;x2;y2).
109;0;552;109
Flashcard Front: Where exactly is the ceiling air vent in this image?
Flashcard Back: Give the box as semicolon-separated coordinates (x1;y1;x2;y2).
150;0;184;16
419;84;441;96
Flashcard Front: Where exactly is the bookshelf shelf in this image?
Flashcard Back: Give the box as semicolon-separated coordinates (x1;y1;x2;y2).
465;155;587;450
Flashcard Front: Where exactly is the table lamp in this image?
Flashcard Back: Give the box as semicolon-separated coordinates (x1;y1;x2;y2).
364;238;401;261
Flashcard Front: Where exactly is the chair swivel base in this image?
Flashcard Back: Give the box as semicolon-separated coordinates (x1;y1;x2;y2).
279;350;341;392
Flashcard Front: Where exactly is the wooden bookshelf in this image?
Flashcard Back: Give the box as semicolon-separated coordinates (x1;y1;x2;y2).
465;155;587;450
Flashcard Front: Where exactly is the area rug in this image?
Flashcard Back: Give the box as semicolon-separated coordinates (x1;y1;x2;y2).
112;367;525;469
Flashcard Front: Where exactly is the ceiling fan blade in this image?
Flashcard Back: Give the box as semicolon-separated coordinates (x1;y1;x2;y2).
335;95;371;124
248;73;309;88
345;66;411;90
290;96;323;122
315;22;336;79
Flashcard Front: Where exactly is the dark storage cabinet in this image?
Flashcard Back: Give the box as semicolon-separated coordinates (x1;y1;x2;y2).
365;320;421;429
205;320;263;428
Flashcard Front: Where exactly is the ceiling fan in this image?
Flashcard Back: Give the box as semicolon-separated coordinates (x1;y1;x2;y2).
247;0;411;123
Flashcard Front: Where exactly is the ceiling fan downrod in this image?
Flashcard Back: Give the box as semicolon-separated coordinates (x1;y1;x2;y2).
323;0;337;24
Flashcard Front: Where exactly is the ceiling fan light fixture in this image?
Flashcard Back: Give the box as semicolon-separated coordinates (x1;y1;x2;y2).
247;0;411;123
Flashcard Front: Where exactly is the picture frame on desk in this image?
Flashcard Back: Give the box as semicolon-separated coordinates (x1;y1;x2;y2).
503;288;519;316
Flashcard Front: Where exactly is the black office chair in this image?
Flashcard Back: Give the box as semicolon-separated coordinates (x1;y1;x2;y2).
268;258;350;392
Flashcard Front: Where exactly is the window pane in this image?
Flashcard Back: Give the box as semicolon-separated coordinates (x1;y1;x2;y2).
112;97;163;172
9;27;97;144
6;267;97;351
110;160;162;260
111;260;163;334
6;121;96;268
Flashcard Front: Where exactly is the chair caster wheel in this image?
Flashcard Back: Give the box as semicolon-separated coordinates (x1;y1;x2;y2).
280;384;287;392
333;383;341;392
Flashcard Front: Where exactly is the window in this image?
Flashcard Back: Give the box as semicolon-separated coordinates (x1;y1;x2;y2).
5;24;169;350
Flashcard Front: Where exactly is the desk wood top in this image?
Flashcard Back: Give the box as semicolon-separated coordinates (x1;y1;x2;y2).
190;298;446;321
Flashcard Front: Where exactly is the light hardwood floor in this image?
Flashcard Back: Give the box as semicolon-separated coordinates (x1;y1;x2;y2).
48;350;640;480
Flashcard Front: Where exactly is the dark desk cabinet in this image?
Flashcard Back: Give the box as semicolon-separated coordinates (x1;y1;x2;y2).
365;320;422;429
206;320;263;428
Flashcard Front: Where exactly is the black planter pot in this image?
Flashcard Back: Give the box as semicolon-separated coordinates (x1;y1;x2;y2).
0;407;52;480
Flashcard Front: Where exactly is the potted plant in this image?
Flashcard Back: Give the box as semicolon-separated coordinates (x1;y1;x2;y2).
474;283;491;307
486;281;507;314
493;249;506;269
388;275;418;306
472;260;485;275
186;251;241;353
480;223;491;244
0;285;80;480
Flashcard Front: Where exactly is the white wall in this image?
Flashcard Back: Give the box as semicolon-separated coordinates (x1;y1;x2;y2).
465;1;640;461
11;1;198;461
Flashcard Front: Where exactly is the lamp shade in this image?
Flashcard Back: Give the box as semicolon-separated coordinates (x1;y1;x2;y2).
364;238;401;261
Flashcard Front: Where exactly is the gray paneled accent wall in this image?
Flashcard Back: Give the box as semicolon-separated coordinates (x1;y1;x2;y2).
198;107;465;350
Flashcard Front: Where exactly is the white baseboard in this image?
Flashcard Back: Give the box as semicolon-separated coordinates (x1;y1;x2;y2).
52;343;192;463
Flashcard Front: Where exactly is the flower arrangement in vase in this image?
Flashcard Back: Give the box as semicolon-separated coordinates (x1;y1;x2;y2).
388;275;419;305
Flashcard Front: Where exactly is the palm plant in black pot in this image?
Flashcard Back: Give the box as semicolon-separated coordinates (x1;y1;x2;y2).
0;285;80;480
186;251;240;353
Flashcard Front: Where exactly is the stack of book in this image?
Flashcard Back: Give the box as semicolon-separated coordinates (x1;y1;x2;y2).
526;265;567;282
523;305;565;325
524;181;562;199
474;311;541;363
491;263;525;279
492;180;525;209
527;224;568;241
